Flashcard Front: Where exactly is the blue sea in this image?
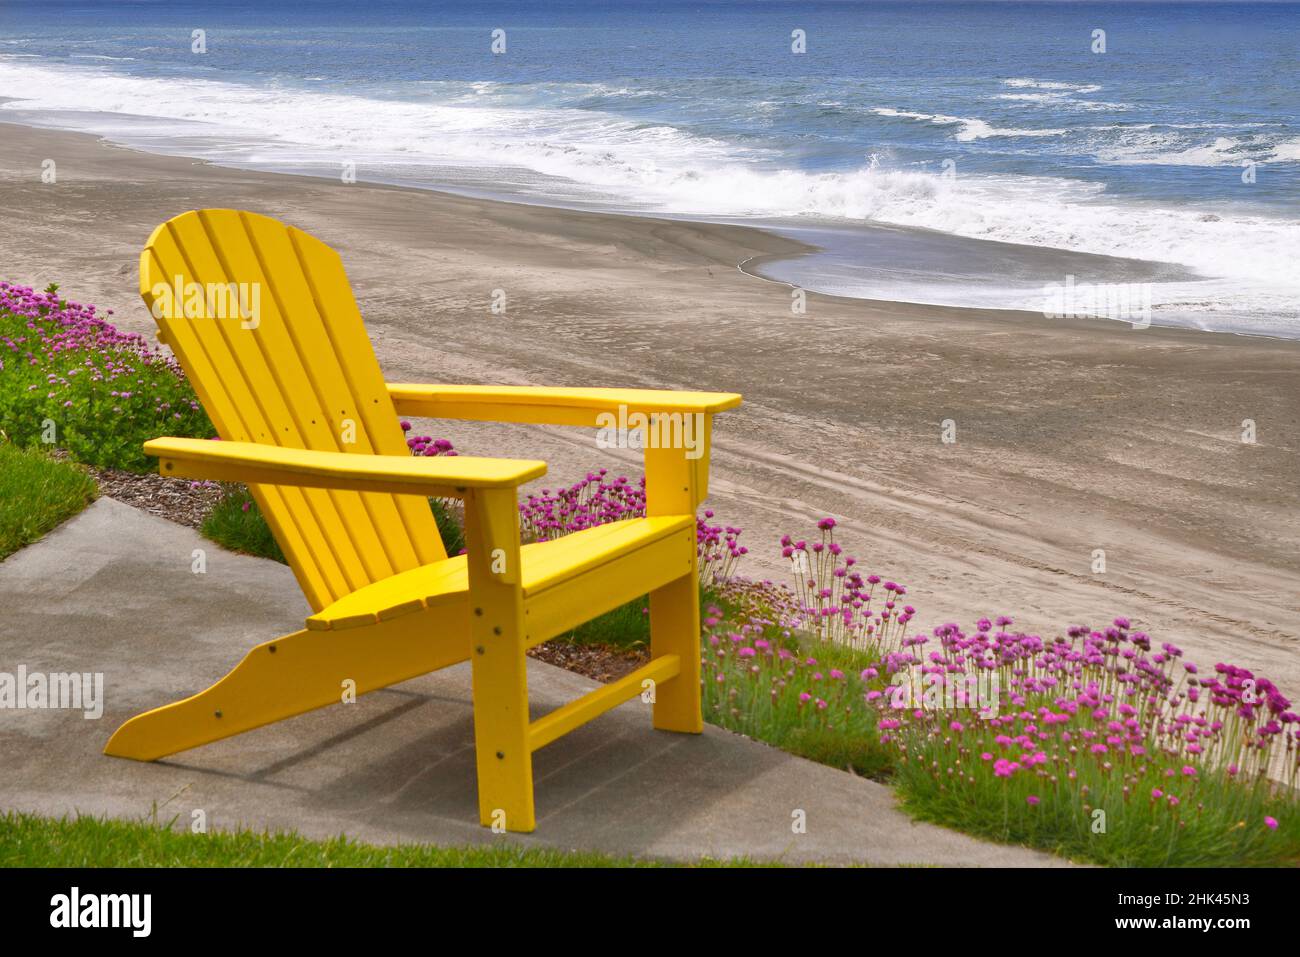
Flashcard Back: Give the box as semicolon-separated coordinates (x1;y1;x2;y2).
1;1;1297;334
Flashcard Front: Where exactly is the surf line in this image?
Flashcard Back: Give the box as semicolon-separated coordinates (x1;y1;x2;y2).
737;255;800;288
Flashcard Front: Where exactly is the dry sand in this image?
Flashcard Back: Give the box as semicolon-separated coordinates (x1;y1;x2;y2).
2;121;1298;693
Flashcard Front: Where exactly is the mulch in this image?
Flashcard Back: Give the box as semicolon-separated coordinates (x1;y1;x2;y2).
90;466;224;529
528;641;649;682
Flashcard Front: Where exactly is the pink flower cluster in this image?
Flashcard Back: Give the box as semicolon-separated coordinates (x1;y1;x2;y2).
1;282;132;353
780;517;914;651
398;420;456;457
515;470;745;587
697;509;747;584
701;602;872;737
881;616;1298;786
1;282;211;470
0;281;192;403
518;469;647;542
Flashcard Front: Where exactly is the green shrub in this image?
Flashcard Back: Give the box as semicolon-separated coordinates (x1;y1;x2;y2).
0;283;214;472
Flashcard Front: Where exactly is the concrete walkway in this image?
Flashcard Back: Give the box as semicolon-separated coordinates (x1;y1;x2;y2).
0;498;1068;866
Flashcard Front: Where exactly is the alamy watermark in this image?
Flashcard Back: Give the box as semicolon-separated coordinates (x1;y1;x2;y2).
149;275;261;329
0;666;104;719
889;671;1001;718
50;887;151;937
595;405;706;460
1043;275;1151;329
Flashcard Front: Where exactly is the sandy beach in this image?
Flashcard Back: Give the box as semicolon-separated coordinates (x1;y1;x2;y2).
2;121;1298;692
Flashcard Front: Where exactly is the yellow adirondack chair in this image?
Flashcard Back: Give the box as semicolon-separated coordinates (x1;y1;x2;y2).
103;209;740;832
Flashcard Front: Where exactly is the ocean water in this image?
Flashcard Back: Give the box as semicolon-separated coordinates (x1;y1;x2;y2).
1;0;1298;334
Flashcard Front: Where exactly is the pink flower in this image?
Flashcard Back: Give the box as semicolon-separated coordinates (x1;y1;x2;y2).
1026;795;1040;806
1264;817;1279;830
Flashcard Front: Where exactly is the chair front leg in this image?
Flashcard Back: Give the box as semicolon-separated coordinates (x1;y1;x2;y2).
644;422;708;735
464;487;535;833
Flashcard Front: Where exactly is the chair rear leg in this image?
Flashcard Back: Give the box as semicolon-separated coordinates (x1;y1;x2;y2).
649;570;703;734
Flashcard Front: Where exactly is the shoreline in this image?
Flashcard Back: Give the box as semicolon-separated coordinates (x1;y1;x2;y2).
2;120;1299;699
7;112;1291;342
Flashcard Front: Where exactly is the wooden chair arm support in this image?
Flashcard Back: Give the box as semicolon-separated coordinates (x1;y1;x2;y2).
387;383;742;427
387;383;740;508
144;437;546;498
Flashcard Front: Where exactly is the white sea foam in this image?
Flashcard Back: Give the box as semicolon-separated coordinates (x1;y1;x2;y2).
1268;137;1300;163
1097;134;1247;167
998;92;1068;104
1;58;1296;331
997;79;1131;114
1089;128;1300;168
870;107;1065;141
1003;78;1103;94
998;92;1130;112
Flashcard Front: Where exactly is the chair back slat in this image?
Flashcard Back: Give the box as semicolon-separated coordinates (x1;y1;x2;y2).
140;209;446;611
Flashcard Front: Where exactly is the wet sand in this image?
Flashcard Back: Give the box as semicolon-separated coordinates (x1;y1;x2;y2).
2;121;1298;693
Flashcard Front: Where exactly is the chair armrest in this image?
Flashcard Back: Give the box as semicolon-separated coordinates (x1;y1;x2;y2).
144;437;546;497
387;383;741;511
387;384;742;427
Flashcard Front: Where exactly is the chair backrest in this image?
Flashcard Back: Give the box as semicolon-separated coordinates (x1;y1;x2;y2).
140;209;446;612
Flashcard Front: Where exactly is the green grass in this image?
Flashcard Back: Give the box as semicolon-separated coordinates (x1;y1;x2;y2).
0;811;763;867
561;594;652;650
431;498;466;556
200;485;286;564
0;443;97;560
